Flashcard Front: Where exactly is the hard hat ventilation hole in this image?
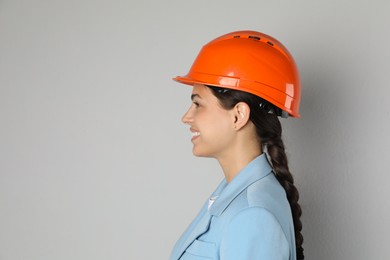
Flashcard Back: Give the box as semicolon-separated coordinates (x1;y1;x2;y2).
248;35;261;41
267;41;274;46
233;35;240;38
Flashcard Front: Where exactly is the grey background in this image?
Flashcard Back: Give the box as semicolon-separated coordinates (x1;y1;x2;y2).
1;0;389;259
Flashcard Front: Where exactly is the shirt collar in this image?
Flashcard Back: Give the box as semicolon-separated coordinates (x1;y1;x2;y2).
208;153;273;216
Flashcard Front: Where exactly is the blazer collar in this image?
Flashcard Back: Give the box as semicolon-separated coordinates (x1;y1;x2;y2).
208;153;273;216
171;154;273;260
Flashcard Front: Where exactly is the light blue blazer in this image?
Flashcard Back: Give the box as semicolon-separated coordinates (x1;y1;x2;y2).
170;154;296;260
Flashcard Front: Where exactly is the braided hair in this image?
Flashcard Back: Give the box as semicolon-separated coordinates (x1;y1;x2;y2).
209;86;304;260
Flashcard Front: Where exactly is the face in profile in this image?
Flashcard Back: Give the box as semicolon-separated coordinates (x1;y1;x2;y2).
181;84;237;159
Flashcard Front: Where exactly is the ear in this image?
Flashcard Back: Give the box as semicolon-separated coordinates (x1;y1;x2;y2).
232;102;251;131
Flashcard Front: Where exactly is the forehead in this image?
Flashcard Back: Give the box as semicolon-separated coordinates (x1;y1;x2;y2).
190;84;225;109
191;84;210;96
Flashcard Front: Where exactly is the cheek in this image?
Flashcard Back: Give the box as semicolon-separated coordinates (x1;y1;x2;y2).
191;110;235;157
202;113;233;139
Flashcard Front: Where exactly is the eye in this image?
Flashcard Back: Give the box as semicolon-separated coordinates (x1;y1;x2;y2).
193;101;200;108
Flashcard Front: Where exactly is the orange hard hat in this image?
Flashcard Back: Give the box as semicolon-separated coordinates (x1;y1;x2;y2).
173;30;301;118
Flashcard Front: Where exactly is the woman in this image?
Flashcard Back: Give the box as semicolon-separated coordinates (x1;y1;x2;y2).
170;31;304;260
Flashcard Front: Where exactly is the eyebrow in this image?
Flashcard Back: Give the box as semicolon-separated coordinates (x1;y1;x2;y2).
191;94;201;100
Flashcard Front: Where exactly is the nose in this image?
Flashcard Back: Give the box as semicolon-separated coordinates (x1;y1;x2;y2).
181;106;193;124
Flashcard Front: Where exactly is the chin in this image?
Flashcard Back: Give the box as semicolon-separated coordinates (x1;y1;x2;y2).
192;150;204;157
192;147;214;158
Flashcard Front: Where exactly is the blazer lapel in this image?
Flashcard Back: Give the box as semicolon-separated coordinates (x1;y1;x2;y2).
170;180;227;260
172;205;212;259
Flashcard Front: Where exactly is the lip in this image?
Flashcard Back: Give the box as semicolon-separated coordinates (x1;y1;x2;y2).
190;128;200;141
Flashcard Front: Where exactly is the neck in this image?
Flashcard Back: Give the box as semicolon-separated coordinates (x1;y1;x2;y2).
217;147;261;183
215;121;262;183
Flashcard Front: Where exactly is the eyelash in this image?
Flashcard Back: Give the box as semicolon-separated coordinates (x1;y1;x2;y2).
193;101;200;107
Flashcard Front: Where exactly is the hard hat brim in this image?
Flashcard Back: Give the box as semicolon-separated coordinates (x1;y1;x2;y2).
173;75;300;118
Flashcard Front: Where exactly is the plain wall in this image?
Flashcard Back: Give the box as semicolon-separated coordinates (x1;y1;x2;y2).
1;0;389;259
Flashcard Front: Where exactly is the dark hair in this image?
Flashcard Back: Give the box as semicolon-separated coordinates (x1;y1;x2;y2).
208;86;304;260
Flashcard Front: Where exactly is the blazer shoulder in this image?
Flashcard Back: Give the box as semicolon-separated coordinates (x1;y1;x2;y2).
246;172;289;210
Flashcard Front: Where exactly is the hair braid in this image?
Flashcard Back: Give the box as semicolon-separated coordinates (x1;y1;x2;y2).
263;133;304;260
208;86;304;260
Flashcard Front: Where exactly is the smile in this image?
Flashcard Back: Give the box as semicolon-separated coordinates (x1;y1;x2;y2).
192;132;200;137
